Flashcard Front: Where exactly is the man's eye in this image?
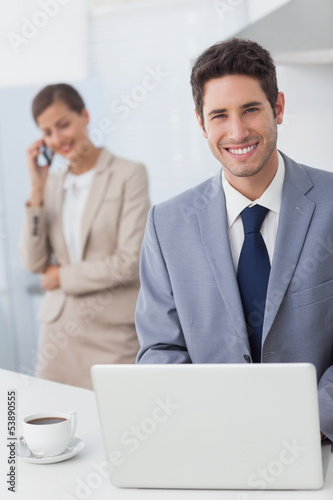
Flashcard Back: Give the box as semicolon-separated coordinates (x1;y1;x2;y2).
213;114;226;119
245;108;257;114
59;122;69;129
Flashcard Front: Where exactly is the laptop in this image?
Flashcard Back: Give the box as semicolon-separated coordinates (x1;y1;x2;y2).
91;363;331;490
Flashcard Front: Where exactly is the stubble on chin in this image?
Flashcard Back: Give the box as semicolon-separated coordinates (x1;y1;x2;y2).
218;138;277;179
221;160;265;178
210;144;265;179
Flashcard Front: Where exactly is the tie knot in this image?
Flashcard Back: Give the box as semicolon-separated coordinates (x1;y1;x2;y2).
241;205;269;234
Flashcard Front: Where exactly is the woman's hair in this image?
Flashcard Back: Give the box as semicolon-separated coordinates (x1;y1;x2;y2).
32;83;86;122
190;38;278;125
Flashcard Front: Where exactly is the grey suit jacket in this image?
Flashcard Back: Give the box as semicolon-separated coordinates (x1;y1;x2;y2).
136;152;333;440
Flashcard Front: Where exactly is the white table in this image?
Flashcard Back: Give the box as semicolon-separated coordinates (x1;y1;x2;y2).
0;368;332;500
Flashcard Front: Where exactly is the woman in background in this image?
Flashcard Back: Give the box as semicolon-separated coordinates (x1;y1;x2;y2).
19;83;150;389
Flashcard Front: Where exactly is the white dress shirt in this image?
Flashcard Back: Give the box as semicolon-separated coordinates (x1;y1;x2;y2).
222;151;285;271
62;168;95;263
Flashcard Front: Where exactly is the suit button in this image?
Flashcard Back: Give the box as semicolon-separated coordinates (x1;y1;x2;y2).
244;354;251;363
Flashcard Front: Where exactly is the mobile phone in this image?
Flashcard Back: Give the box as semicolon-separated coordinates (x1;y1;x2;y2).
37;143;54;166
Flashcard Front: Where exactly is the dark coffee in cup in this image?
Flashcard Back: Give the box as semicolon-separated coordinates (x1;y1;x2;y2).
27;417;67;425
23;411;77;457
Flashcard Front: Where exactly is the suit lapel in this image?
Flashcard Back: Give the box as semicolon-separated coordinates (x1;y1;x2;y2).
263;153;315;338
195;155;316;349
80;148;113;259
197;173;249;343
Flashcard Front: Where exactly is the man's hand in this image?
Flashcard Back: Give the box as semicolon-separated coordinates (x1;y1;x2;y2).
41;265;60;290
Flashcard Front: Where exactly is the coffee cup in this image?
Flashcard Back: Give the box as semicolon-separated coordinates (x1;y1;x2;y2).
22;410;77;457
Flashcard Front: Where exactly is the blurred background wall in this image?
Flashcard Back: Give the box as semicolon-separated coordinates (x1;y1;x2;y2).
0;0;332;376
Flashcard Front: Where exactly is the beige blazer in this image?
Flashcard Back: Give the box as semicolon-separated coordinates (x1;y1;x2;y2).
19;148;150;387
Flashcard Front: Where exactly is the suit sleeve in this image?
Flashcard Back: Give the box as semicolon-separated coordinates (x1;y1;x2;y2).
59;163;150;295
135;206;191;364
19;204;52;274
318;366;333;441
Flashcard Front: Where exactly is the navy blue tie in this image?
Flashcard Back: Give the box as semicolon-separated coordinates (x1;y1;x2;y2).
237;205;270;363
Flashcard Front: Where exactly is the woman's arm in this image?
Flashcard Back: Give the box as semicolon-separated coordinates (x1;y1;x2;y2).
19;139;53;273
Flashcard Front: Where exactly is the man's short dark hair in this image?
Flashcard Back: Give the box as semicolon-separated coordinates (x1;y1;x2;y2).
190;38;278;125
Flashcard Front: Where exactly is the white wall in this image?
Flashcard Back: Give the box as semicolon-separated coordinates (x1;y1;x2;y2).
0;0;88;87
277;64;333;172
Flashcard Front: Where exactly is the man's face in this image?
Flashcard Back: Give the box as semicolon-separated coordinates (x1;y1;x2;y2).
196;74;284;184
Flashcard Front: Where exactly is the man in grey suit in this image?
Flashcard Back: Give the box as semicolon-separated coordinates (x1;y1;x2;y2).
135;38;333;440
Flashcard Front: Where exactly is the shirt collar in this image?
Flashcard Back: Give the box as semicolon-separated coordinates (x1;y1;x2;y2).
63;167;95;190
222;151;285;228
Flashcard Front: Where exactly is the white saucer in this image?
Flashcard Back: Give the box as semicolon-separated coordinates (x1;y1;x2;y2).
17;436;85;464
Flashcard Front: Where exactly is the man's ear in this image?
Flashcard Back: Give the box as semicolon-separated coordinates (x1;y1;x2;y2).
275;92;285;125
195;109;207;138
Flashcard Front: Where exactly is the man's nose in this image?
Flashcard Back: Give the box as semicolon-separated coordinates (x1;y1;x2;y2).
228;117;249;143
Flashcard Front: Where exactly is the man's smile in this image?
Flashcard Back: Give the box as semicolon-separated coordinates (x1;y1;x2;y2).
226;143;258;155
222;142;259;159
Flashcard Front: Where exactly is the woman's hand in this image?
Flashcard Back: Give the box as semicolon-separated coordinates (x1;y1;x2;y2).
41;265;60;290
26;139;51;206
